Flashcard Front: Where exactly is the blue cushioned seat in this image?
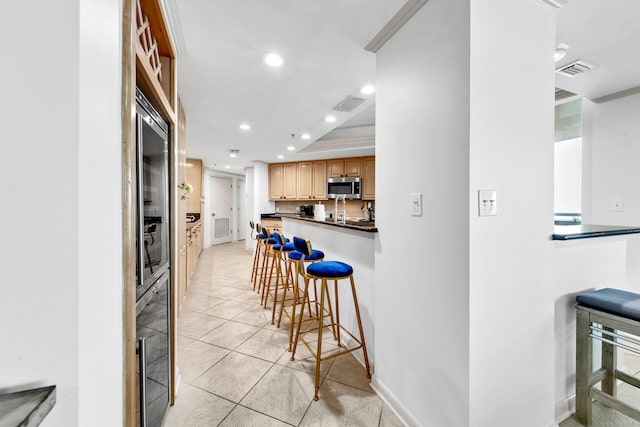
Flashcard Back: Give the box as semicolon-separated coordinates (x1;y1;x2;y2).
289;250;324;261
273;242;296;251
576;288;640;321
307;261;353;278
257;233;267;239
267;237;280;245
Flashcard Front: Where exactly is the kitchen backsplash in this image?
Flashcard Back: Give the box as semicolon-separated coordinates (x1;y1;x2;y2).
274;200;375;220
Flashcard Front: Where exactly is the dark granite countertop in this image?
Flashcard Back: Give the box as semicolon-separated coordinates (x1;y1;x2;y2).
277;213;378;233
553;224;640;240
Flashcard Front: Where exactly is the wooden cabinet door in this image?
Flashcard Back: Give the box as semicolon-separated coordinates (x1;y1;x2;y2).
344;157;362;177
282;163;298;199
312;161;327;199
362;156;375;200
297;162;313;199
327;159;345;178
186;158;202;214
269;163;284;199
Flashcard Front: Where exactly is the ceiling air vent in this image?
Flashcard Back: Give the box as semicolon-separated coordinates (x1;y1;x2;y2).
555;87;577;102
556;60;597;78
333;95;365;112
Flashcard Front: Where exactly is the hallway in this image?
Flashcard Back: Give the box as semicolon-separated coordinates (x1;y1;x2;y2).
165;242;403;426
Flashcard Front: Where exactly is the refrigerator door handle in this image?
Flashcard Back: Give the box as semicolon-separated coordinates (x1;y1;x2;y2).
138;337;147;427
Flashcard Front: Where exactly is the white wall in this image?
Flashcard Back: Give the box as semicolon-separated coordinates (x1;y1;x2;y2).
375;0;471;425
555;138;582;214
245;167;256;250
246;161;274;251
376;0;554;426
584;94;640;226
0;0;123;425
78;0;123;425
468;1;555;426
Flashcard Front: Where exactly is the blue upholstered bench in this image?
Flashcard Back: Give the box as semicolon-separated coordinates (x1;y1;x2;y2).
575;288;640;425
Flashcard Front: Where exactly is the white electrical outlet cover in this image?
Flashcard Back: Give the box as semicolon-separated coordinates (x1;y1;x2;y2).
411;193;422;216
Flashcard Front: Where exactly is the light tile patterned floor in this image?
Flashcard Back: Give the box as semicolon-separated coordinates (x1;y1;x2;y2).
165;241;404;427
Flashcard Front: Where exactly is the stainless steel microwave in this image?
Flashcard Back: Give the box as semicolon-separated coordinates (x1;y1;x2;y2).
327;177;361;199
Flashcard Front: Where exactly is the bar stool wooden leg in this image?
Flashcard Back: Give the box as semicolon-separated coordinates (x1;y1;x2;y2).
349;275;371;378
312;277;327;400
575;308;592;425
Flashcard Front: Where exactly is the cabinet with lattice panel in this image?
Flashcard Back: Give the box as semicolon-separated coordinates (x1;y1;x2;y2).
135;0;176;122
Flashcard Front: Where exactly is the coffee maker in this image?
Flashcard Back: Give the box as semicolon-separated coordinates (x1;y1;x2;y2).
299;204;314;217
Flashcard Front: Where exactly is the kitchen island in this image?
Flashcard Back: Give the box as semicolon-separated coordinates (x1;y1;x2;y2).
280;214;376;368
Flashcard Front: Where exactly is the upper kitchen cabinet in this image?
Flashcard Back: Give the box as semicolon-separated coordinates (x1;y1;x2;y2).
297;160;327;200
269;163;297;200
328;158;361;178
362;156;375;200
186;158;202;214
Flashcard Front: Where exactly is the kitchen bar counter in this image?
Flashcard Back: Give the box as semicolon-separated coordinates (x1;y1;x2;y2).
552;224;640;240
280;216;376;366
269;213;377;233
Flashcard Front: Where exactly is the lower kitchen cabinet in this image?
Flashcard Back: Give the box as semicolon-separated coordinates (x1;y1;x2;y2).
178;220;203;314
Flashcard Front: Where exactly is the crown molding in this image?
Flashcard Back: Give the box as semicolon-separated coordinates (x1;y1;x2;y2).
365;0;429;53
159;0;187;55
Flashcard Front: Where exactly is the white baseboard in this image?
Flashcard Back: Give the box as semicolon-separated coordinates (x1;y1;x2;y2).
555;394;575;425
370;375;421;427
173;367;182;399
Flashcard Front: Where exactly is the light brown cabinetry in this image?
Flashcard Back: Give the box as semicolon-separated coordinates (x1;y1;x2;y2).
269;163;297;200
297;160;327;200
362;156;375;200
328;157;361;178
186;158;203;214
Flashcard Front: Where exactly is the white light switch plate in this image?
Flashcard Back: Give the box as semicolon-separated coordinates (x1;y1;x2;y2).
478;190;497;216
410;193;422;216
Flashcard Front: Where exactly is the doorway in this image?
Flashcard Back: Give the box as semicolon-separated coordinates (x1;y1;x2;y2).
210;176;233;245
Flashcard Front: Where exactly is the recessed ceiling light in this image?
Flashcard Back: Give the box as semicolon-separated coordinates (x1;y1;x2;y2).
229;148;240;158
301;133;310;140
277;155;284;159
264;52;285;67
287;146;295;151
229;153;237;158
239;123;251;130
324;115;336;123
360;84;376;95
225;165;230;169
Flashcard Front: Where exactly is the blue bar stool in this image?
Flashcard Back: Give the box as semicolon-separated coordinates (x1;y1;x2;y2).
257;227;278;298
280;237;326;351
575;288;640;425
250;221;267;290
290;237;371;400
263;233;296;323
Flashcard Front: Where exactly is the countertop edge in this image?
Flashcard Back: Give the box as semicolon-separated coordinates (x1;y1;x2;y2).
552;224;640;240
278;214;378;233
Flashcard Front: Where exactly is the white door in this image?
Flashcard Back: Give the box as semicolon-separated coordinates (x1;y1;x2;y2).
210;176;233;245
238;179;247;241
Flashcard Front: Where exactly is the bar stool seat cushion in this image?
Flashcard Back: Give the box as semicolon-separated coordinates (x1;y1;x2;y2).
274;242;296;251
289;250;324;261
257;233;267;239
307;261;353;278
576;288;640;321
267;237;280;245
